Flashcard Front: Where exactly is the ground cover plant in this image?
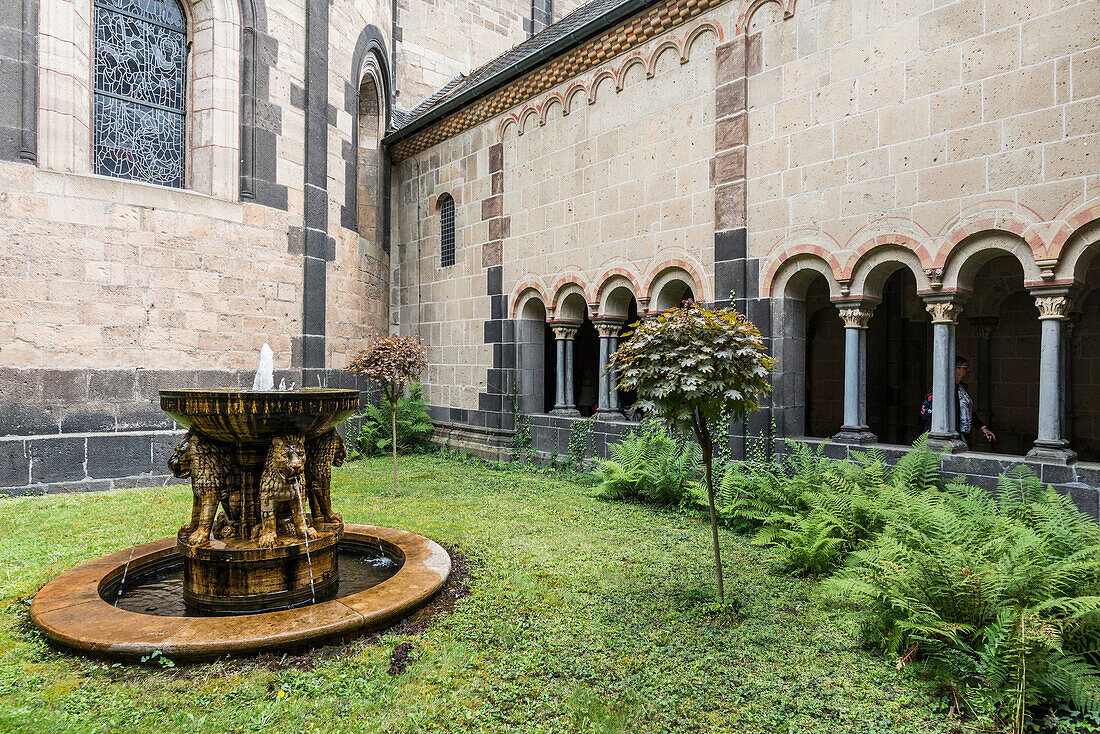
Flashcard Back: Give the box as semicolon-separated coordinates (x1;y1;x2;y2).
349;384;433;459
0;455;960;734
717;439;1100;731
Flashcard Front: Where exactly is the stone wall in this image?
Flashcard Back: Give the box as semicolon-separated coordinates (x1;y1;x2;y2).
0;165;301;371
393;0;531;108
0;0;402;493
393;132;495;413
747;0;1099;269
390;6;735;427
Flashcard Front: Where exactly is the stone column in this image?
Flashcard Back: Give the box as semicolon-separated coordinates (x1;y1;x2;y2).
833;304;876;444
925;299;966;452
595;322;624;420
550;324;580;416
1028;293;1077;464
609;334;621;410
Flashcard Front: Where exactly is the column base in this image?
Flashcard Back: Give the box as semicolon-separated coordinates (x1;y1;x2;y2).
926;433;967;453
595;409;626;421
1026;442;1077;465
550;407;581;418
832;427;877;445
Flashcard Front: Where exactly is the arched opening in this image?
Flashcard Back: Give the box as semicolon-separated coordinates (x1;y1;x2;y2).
804;276;844;438
956;255;1039;456
651;277;696;312
573;316;600;417
516;296;549;416
865;269;930;445
439;194;455;268
1070;256;1100;462
357;72;383;241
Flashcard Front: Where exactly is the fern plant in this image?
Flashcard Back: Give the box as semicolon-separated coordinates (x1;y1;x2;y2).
355;384;434;456
830;466;1100;730
595;419;700;507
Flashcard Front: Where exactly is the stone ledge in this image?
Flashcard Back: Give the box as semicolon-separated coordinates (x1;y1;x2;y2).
791;437;1100;520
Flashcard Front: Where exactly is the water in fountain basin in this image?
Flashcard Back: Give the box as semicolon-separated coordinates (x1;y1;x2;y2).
293;476;317;604
111;549;400;616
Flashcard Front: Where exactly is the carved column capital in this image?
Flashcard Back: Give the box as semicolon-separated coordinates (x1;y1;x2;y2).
594;321;623;339
551;324;579;341
925;301;963;324
837;306;873;330
1035;295;1074;321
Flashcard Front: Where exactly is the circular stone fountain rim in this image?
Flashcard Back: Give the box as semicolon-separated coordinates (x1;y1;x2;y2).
29;525;450;661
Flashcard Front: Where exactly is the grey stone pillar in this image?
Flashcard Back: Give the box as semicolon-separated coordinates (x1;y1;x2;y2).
595;321;624;420
833;304;876;444
609;335;620;410
517;319;546;415
1028;293;1077;464
925;299;966;452
550;324;580;416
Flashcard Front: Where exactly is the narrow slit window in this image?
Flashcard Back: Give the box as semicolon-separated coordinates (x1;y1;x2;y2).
440;195;455;267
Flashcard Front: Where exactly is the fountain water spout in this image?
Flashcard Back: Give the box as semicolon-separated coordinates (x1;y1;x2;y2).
252;343;274;391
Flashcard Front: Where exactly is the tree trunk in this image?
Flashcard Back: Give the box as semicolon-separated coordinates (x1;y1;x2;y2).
391;401;398;496
703;440;724;603
693;409;724;603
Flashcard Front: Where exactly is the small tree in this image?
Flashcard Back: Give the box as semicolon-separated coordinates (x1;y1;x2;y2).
347;334;429;494
609;303;774;602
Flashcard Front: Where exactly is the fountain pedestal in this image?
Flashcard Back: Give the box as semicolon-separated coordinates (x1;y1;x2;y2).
179;524;343;614
159;388;358;614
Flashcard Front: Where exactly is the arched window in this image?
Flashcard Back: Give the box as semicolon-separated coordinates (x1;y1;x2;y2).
93;0;188;188
440;194;455;267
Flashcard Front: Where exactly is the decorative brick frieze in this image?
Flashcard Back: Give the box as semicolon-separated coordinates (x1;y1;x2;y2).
391;0;730;160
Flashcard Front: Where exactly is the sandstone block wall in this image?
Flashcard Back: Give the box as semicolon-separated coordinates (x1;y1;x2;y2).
391;7;734;421
394;0;531;108
501;28;719;301
394;131;495;412
745;0;1099;268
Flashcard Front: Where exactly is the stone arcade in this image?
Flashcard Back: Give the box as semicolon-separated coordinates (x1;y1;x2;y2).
2;0;1100;513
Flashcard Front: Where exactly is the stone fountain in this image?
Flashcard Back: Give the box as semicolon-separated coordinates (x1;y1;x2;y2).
160;387;356;613
30;362;449;660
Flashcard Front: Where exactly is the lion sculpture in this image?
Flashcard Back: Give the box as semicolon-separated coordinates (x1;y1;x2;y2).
169;431;237;546
305;429;345;527
256;434;316;548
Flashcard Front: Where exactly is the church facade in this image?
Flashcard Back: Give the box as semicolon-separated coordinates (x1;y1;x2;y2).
2;0;1099;512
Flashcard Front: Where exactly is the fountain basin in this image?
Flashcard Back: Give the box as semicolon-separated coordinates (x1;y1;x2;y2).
29;525;450;661
179;524;343;614
160;388;358;444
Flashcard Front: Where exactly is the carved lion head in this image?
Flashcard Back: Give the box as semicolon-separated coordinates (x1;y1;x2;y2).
168;433;193;478
270;435;305;479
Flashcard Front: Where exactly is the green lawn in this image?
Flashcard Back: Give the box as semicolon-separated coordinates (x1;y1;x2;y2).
0;455;958;734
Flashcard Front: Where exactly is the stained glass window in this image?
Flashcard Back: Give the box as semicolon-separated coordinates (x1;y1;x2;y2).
440;195;455;267
93;0;187;187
